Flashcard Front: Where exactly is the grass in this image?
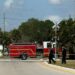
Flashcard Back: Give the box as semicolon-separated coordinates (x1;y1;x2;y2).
55;60;75;69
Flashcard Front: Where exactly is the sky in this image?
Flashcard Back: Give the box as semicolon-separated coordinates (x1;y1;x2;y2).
0;0;75;31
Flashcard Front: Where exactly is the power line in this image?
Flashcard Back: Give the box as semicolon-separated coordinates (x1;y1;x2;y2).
0;17;26;21
3;13;5;32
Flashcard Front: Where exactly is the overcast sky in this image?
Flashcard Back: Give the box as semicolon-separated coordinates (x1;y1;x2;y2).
0;0;75;31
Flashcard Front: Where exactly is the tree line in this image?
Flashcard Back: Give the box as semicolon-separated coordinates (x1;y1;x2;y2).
0;18;75;48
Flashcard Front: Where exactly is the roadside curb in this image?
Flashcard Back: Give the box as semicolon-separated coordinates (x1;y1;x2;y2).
44;62;75;74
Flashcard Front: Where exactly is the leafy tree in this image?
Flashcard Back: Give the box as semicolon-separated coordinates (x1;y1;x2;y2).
59;18;75;46
10;29;21;43
58;18;75;59
3;32;11;45
0;28;3;44
19;18;54;44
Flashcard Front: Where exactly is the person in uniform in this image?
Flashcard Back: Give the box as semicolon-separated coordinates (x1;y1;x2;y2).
62;45;67;64
49;48;56;64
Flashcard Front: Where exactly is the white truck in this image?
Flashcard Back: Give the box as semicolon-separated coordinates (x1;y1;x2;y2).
0;45;3;57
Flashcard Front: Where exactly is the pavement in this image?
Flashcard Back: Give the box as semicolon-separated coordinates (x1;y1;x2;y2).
0;57;75;74
0;57;48;62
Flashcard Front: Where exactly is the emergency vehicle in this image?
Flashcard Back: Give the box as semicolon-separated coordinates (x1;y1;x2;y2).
41;41;62;58
8;41;59;60
43;41;56;57
8;44;36;60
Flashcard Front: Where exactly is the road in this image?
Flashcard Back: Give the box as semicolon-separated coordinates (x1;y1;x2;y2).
0;61;74;75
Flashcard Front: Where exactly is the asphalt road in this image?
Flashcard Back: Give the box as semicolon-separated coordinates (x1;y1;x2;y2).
0;61;74;75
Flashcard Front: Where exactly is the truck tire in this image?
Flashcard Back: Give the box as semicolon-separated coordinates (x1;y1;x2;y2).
21;53;28;60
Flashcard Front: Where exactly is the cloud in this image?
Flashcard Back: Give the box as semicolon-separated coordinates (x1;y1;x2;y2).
49;0;62;4
4;0;24;10
46;15;62;24
4;0;14;9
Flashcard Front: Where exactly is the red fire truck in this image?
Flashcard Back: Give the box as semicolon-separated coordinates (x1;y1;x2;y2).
8;44;36;60
8;41;61;60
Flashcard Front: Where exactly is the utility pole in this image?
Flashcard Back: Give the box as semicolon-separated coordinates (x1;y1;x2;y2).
3;12;6;54
52;23;59;59
55;23;60;59
55;24;57;59
3;13;5;35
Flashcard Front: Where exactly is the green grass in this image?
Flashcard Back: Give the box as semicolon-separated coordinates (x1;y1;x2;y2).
55;60;75;69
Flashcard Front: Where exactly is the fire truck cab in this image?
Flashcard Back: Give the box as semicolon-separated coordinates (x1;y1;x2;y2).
43;41;56;57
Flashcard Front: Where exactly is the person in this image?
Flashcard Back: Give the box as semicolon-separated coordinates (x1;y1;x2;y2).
62;45;67;64
49;48;56;64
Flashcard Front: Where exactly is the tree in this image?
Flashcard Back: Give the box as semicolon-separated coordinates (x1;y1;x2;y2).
58;18;75;59
0;28;3;44
10;29;21;43
19;18;54;44
59;18;75;46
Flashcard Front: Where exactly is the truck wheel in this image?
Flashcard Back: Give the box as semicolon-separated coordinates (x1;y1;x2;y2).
21;53;28;60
